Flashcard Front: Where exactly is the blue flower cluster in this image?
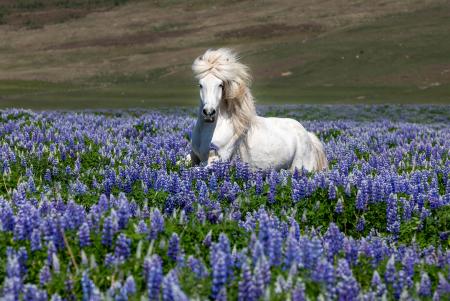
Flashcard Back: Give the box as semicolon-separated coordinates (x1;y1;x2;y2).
0;106;449;300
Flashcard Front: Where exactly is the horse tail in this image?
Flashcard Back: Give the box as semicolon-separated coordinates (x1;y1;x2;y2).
308;132;328;171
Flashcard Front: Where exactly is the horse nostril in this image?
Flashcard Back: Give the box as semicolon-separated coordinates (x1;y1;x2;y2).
203;108;216;117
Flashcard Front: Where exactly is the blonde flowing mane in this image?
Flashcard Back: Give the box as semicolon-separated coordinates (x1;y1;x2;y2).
192;48;256;137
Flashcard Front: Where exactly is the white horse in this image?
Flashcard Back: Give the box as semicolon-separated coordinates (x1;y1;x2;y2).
188;48;328;172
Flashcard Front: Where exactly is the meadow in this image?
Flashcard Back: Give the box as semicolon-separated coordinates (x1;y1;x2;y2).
0;105;449;300
1;0;449;107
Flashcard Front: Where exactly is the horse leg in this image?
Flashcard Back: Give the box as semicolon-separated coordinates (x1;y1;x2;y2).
183;150;201;166
206;136;237;167
207;149;220;166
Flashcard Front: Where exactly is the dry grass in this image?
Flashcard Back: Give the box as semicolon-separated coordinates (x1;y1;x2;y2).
0;0;441;82
0;0;449;106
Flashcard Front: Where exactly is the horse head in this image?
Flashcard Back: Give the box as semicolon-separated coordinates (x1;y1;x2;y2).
192;48;256;135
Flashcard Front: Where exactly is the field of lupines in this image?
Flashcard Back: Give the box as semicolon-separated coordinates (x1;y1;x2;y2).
0;105;449;301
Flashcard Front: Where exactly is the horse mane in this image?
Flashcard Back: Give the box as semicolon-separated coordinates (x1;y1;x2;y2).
192;48;256;137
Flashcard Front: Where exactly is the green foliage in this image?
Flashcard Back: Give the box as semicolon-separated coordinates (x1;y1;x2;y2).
133;122;158;136
400;206;450;248
318;128;342;142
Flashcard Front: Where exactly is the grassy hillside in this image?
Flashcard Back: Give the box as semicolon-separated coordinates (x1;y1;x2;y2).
0;0;449;108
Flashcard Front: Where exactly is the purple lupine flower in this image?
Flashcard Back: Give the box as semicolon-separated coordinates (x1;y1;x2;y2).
233;249;247;271
267;171;278;204
335;197;344;214
52;253;60;274
209;173;218;192
114;233;131;262
356;217;365;232
2;274;22;300
285;233;300;268
418;272;431;297
345;182;352;196
7;247;28;277
162;269;179;301
324;223;344;260
236;160;250;182
168;233;180;262
124;275;136;297
267;227;282;266
343;237;358;267
401;197;413;221
292;178;306;203
137;220;148;235
371;270;385;297
187;256;207;279
384;255;396;284
217;233;233;279
145;255;163;300
28;176;36;193
203;230;212;248
206;200;222;223
257;210;270;248
14;203;36;241
291;281;306;301
219;179;233;201
328;181;337;199
44;169;52;182
257;255;271;287
386;194;400;236
78;222;91;248
302;236;323;270
253;257;268;299
255;172;264;195
30;228;42;251
117;194;130;229
437;273;450;295
289;217;300;240
197;181;209;205
439;231;449;242
238;261;254;301
336;259;360;301
101;216;114;247
211;250;227;299
402;249;416;282
23;284;48;301
356;189;367;211
432;291;440;301
98;194;109;213
311;258;331;285
81;271;95;301
39;265;51;286
393;270;407;299
170;281;190;301
312;257;336;297
150;208;164;240
50;294;62;301
197;205;206;224
104;253;116;268
5;255;21;291
0;201;15;231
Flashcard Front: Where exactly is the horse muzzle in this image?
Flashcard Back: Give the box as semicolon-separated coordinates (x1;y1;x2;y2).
202;108;216;123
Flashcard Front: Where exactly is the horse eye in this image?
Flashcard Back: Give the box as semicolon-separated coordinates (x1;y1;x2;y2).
199;84;203;89
219;84;224;89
